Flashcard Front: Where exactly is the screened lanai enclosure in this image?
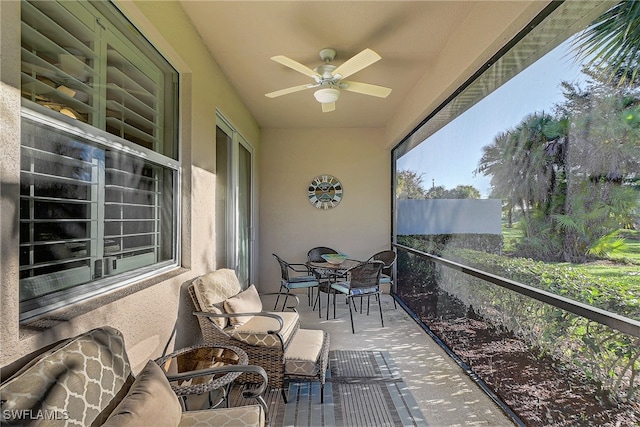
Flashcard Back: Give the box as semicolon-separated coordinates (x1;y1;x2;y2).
392;1;640;424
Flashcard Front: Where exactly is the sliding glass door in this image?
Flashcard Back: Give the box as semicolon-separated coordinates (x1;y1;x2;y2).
216;114;254;287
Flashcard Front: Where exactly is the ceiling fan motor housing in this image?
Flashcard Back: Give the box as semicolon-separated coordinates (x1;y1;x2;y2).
319;48;336;62
314;64;339;80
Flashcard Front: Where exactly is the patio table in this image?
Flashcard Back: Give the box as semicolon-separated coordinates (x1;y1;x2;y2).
155;343;248;410
307;259;362;319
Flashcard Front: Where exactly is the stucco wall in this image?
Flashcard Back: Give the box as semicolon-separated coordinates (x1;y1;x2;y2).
0;0;260;372
259;128;391;292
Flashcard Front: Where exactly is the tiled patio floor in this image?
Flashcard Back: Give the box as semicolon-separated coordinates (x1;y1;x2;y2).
294;291;516;427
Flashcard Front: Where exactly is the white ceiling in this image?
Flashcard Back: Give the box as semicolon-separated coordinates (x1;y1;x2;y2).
178;1;534;130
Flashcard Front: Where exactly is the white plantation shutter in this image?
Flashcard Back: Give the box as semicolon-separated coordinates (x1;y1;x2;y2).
19;0;179;320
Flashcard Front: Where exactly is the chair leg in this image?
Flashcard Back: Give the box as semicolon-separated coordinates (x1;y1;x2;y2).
348;296;355;334
392;282;398;309
313;290;323;318
281;289;292;312
378;292;384;327
274;286;283;310
321;383;325;403
332;289;336;320
281;387;288;403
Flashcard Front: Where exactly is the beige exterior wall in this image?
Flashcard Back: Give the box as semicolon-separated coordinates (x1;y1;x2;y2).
0;0;260;373
259;128;390;292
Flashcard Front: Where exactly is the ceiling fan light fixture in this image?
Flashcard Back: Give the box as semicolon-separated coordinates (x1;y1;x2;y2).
314;87;340;104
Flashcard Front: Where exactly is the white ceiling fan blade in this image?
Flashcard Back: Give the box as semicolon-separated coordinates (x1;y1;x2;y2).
342;81;392;98
271;55;321;79
332;48;381;79
321;102;336;113
265;84;312;98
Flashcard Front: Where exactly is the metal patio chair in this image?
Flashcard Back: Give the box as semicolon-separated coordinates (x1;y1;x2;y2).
368;250;398;308
330;260;385;333
273;253;319;310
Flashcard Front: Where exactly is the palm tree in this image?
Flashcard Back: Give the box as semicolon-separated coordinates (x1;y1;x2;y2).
573;1;640;87
476;113;567;237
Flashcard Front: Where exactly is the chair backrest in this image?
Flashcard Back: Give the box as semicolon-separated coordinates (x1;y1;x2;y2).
348;260;384;291
307;246;338;263
368;250;397;275
190;269;243;329
273;253;290;281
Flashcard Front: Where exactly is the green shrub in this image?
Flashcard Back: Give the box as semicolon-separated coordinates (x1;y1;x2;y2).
396;240;640;403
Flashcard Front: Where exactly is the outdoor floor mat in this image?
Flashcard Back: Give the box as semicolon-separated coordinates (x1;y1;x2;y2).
230;350;426;426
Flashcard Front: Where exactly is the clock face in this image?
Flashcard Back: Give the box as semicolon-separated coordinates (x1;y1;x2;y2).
308;175;343;210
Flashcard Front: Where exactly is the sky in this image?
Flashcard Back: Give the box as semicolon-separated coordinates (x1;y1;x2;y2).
397;39;587;198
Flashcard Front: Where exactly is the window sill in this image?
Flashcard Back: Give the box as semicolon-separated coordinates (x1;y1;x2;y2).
19;267;189;340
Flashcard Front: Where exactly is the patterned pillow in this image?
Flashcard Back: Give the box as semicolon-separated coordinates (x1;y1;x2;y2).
224;284;262;326
102;360;181;427
0;327;131;427
193;269;243;328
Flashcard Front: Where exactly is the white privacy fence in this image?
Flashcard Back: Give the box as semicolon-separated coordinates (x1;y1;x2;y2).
396;199;502;235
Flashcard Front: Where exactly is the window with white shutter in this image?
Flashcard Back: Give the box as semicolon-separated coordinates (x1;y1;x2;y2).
19;0;179;320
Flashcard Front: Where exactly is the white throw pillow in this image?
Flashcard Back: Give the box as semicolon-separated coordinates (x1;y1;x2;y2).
224;284;263;326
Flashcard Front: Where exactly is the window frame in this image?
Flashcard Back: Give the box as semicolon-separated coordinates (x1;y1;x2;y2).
19;0;181;321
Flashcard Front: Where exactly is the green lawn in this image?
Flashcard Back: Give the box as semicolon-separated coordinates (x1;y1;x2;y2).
501;226;639;287
501;224;524;254
609;229;640;263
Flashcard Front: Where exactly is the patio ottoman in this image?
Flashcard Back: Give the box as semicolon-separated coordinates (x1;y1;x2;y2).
283;329;330;403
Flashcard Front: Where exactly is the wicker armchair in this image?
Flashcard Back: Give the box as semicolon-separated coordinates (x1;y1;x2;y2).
188;269;300;389
330;261;385;333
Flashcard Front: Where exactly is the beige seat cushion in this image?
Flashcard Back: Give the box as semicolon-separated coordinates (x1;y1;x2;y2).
226;311;299;347
103;360;182;427
178;405;265;427
284;329;324;377
224;284;263;326
193;269;243;328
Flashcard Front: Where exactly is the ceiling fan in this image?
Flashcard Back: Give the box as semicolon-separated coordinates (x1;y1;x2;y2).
265;48;392;112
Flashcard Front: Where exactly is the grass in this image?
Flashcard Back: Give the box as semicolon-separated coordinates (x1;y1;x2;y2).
501;224;524;253
501;225;640;287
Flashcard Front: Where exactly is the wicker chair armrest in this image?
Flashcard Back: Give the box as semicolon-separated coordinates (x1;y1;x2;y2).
166;364;269;414
166;364;267;393
193;311;285;334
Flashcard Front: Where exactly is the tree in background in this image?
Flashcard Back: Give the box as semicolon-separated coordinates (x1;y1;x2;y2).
555;78;640;260
396;169;427;199
476;75;639;262
426;184;481;199
396;169;481;200
476;112;568;243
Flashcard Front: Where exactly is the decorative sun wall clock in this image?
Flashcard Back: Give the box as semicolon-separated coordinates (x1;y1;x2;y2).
307;175;343;210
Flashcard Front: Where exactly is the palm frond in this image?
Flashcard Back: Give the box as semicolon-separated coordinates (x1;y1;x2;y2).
573;1;640;87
